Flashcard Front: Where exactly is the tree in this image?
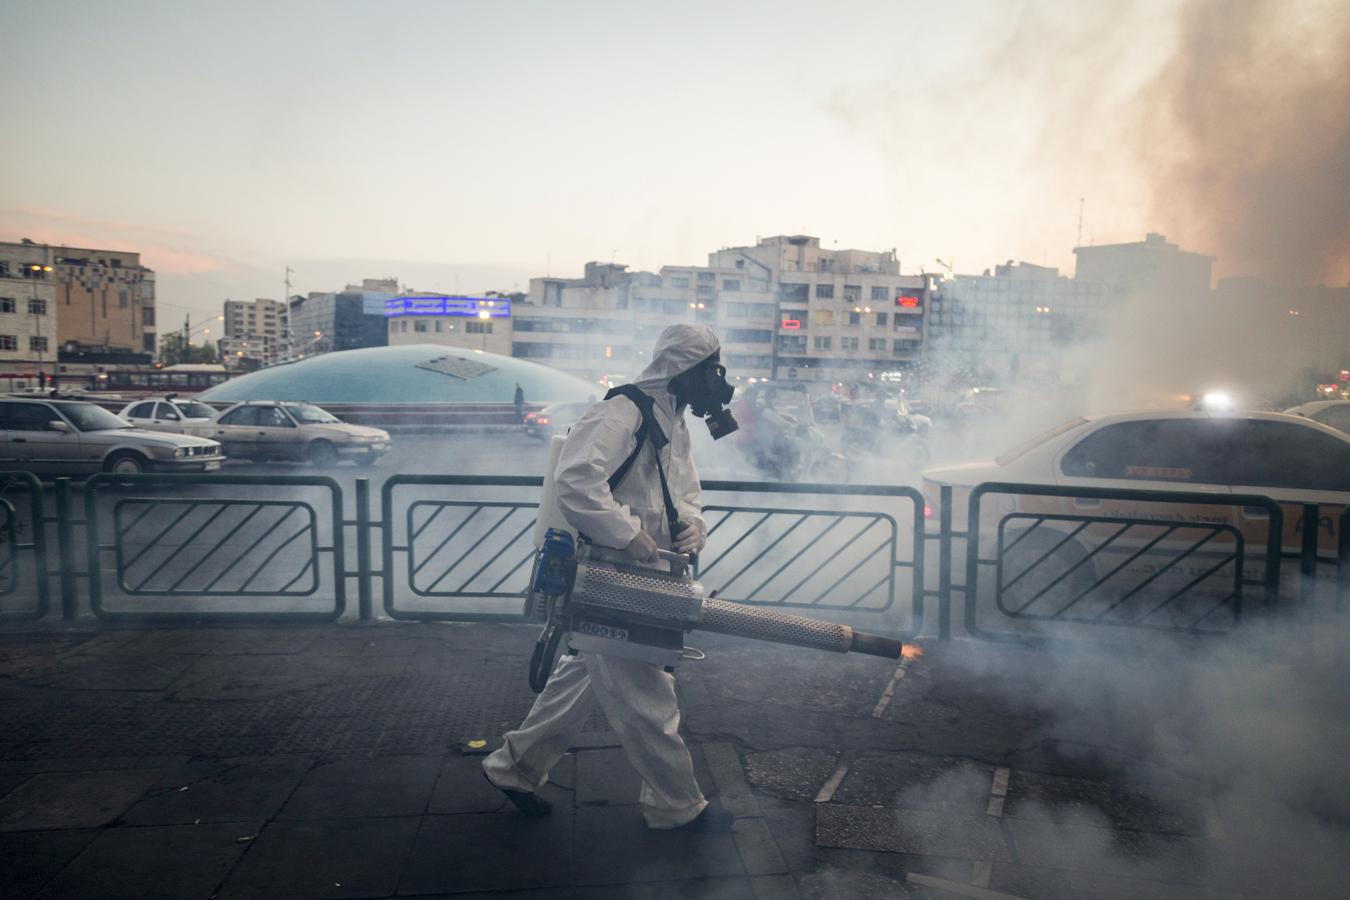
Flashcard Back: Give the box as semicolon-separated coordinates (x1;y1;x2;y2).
159;333;219;366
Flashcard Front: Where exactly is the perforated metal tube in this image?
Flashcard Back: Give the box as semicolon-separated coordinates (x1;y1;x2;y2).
700;598;854;653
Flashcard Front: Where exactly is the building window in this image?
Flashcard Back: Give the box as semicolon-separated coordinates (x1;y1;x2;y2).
840;336;859;351
875;312;887;326
400;320;408;332
847;311;861;326
118;288;128;308
414;320;428;332
27;299;47;316
671;276;690;289
815;283;834;299
434;320;443;332
812;309;834;325
29;336;48;352
868;338;886;351
697;272;716;283
726;302;748;318
779;282;809;302
781;308;807;323
893;339;919;353
142;306;155;326
466;321;493;334
813;336;832;350
0;335;15;350
843;285;861;302
725;328;771;344
870;286;888;301
0;298;14;314
777;334;807;354
749;303;774;317
722;279;741;292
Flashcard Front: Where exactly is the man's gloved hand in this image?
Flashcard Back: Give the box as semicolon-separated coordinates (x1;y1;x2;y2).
672;518;706;554
624;530;659;563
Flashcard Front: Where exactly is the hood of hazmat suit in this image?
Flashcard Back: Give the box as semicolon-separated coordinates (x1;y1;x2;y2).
553;324;719;554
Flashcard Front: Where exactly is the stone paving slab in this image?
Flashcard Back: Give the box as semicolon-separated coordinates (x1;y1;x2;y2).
276;754;442;820
398;811;573;895
120;755;313;826
216;816;421;900
814;804;1012;862
33;821;259;900
0;770;162;831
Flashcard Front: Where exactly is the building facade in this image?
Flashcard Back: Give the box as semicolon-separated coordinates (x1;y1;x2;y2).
382;238;934;386
0;240;59;387
46;244;157;355
1073;232;1214;299
288;278;396;358
220;297;289;367
385;294;514;356
927;261;1116;381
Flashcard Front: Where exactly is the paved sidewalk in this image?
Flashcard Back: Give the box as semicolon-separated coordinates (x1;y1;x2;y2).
0;621;1345;898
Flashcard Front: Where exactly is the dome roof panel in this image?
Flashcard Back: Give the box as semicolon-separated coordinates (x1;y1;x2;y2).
198;345;601;404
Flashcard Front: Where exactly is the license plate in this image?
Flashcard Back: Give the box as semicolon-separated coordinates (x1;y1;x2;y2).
203;460;221;471
372;443;387;450
577;621;628;642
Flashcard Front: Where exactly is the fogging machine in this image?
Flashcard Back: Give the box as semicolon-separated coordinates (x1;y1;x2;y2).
526;528;905;692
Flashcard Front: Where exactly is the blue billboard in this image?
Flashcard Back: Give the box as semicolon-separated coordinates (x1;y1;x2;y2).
384;296;512;318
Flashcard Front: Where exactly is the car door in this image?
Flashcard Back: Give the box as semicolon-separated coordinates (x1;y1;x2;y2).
212;406;260;458
1052;418;1235;583
153;402;185;433
1217;418;1350;558
255;406;302;459
123;401;157;429
0;402;86;475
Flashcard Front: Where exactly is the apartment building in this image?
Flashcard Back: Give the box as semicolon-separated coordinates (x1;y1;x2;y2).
1073;232;1214;299
50;244;157;354
0;240;59;386
288;278;397;358
219;297;289;367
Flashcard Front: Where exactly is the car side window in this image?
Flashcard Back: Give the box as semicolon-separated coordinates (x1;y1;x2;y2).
1060;420;1223;483
1217;420;1350;492
1315;406;1350;434
5;403;64;433
220;407;257;426
128;402;155;418
155;403;180;420
261;407;291;427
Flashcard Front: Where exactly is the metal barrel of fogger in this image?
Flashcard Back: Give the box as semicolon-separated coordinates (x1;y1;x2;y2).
698;597;904;659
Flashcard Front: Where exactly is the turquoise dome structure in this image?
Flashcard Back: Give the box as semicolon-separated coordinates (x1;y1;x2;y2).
197;345;600;404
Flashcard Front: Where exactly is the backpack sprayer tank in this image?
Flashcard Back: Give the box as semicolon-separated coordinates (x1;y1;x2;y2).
526;528;906;691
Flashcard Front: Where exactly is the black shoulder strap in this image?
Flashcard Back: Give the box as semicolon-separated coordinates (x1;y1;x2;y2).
602;385;680;537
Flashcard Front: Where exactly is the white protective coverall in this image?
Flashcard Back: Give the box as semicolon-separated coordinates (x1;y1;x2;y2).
483;324;717;828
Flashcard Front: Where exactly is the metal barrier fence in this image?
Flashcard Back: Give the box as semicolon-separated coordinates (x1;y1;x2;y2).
0;473;1342;640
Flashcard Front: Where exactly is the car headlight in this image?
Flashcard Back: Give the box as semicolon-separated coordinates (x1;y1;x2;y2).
174;447;189;458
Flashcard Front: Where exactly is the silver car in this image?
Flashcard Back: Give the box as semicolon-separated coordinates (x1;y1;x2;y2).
118;395;220;434
201;401;390;467
0;397;224;475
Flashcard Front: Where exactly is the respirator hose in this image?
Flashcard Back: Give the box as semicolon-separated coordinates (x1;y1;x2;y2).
528;623;563;693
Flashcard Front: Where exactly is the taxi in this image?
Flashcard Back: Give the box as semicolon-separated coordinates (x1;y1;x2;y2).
922;410;1350;608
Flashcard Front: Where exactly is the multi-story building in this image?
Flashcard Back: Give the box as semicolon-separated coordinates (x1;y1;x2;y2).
288;278;396;358
927;261;1117;380
1073;232;1214;299
385;294;515;356
0;240;59;387
45;243;157;355
219;297;289;367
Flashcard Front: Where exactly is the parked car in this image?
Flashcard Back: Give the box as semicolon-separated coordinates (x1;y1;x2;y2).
524;401;592;440
0;396;223;475
202;401;390;467
118;395;220;433
1283;399;1350;434
922;410;1350;611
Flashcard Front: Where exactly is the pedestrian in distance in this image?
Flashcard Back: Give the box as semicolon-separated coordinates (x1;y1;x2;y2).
514;382;525;424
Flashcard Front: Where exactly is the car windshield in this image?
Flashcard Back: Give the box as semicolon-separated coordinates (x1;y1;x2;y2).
284;404;339;424
178;401;217;418
994;418;1088;466
59;403;132;432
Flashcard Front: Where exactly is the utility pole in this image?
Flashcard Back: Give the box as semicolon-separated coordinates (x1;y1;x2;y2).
283;266;294;360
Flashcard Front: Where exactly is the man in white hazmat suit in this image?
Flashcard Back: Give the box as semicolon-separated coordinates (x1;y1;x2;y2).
483;324;737;831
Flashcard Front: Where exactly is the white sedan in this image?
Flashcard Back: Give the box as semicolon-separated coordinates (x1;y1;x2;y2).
119;396;220;434
922;409;1350;623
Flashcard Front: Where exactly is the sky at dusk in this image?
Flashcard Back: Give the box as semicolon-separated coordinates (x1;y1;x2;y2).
2;0;1345;320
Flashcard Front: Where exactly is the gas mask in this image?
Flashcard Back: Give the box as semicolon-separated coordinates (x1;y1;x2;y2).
674;360;739;440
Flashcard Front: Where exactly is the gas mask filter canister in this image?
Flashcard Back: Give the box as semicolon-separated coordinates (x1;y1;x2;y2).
698;364;739;440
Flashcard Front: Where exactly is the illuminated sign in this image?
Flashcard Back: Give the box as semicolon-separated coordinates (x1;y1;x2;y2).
781;319;801;330
384;296;511;318
896;295;921;309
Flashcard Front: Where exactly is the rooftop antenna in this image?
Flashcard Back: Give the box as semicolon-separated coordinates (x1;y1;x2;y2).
1076;197;1085;248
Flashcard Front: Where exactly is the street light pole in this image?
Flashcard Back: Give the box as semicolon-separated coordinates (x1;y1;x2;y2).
28;263;53;387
